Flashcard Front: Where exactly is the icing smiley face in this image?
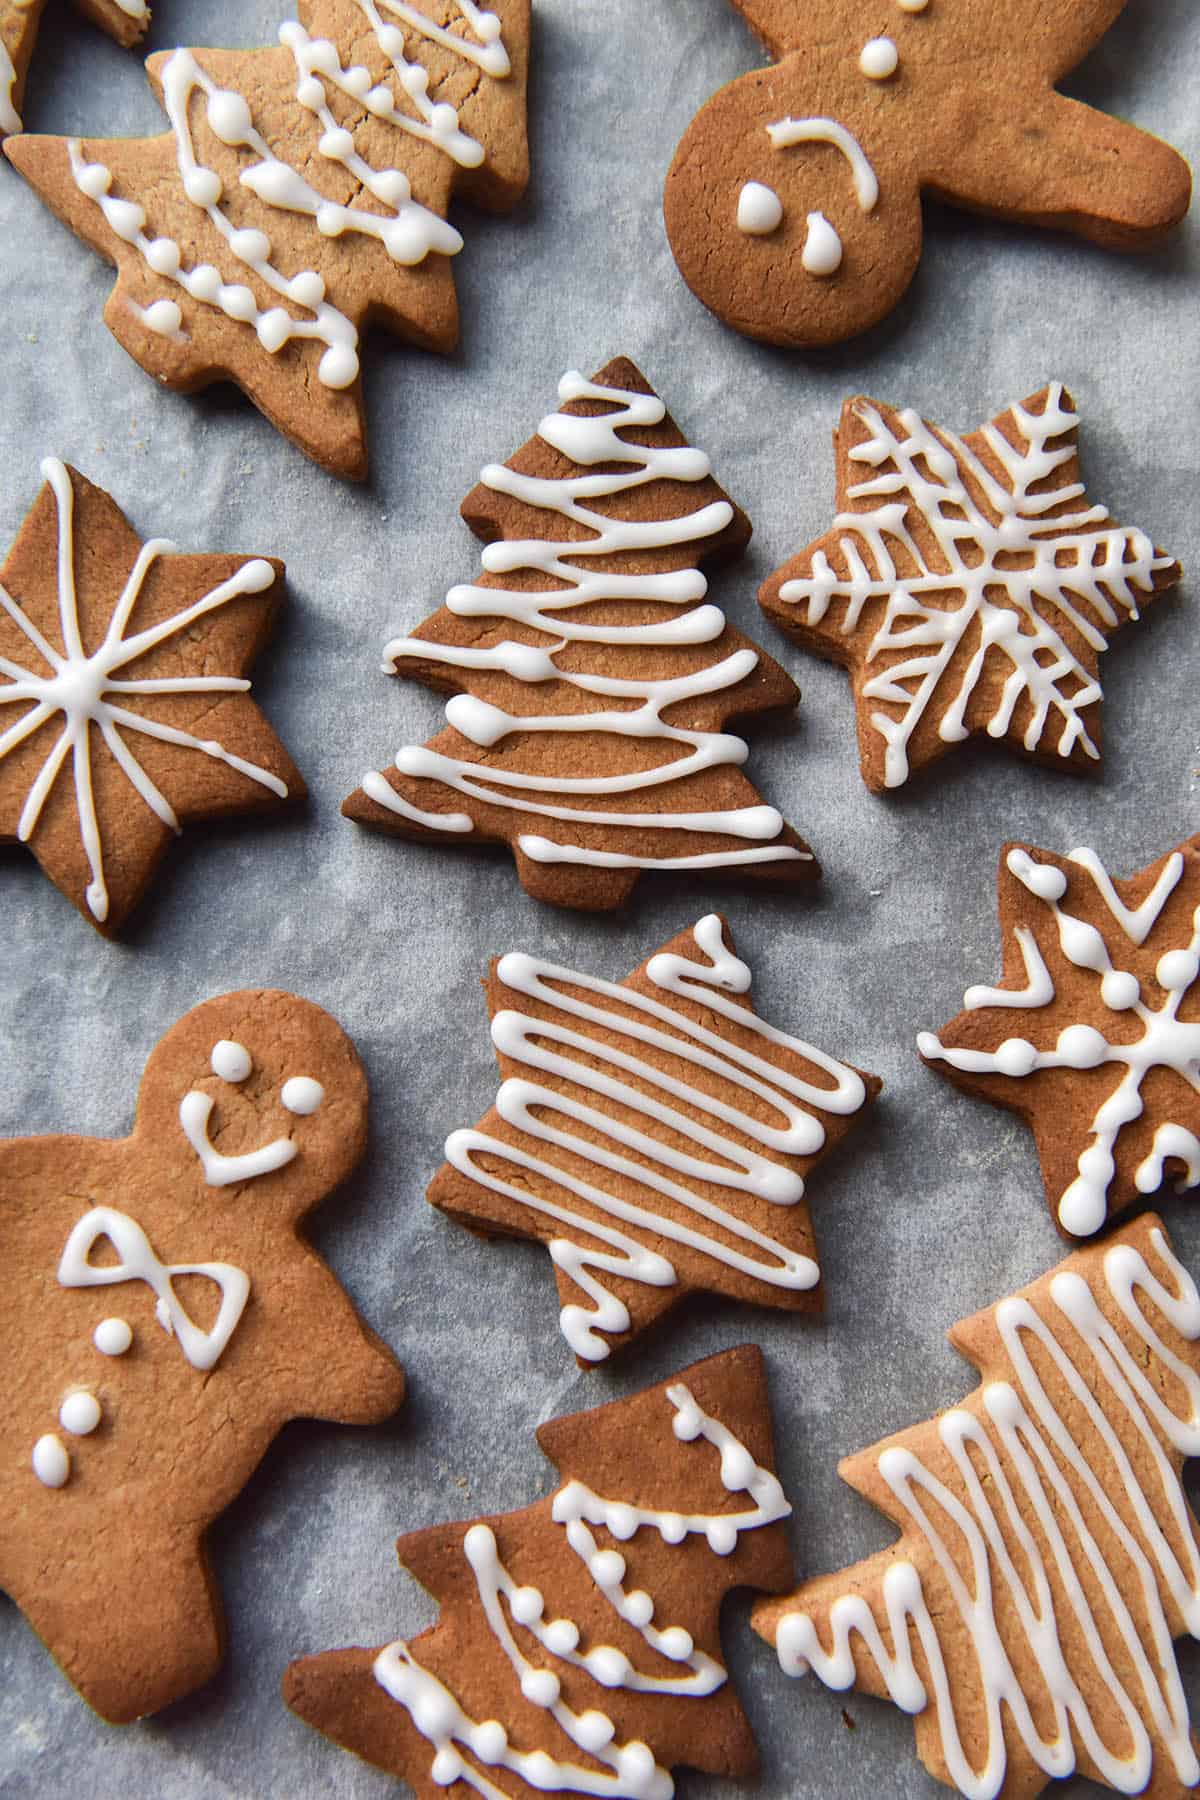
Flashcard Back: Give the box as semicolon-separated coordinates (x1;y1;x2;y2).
179;1036;327;1187
666;0;1191;347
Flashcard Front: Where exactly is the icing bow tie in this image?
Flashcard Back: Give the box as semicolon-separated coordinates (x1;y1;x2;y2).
58;1207;250;1372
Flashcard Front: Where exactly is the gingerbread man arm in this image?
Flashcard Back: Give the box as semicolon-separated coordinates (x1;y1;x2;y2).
265;1242;406;1426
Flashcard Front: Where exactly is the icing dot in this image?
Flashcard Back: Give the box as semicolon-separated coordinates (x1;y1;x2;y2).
1056;1025;1109;1070
184;167;222;208
1157;949;1199;993
543;1618;580;1655
211;1039;252;1082
587;1646;630;1687
320;127;356;162
897;0;928;9
140;300;183;338
623;1590;654;1628
590;1549;626;1587
658;1626;694;1661
230;227;271;265
189;264;222;302
736;180;783;236
146;236;182;276
288;270;325;308
258;308;293;354
509;1585;544;1626
520;1667;560;1709
801;211;843;276
706;1517;739;1556
860;36;899;78
281;1075;325;1116
318;344;360;391
993;1037;1039;1078
207;89;253;144
59;1391;101;1436
430;1747;463;1787
576;1711;616;1753
471;1721;507;1763
618;1743;657;1789
94;1317;132;1356
32;1434;70;1488
1101;970;1140;1010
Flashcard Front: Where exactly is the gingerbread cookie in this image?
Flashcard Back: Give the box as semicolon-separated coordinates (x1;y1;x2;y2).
0;457;303;935
664;0;1192;347
345;356;818;910
919;835;1200;1239
5;1;529;478
286;1344;794;1795
755;1213;1200;1799
0;0;149;142
0;989;405;1721
428;914;879;1362
759;384;1181;792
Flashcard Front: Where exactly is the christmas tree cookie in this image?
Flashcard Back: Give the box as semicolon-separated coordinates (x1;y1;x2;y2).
1;0;149;143
5;1;530;477
429;914;878;1362
0;989;405;1721
755;1213;1200;1799
286;1344;794;1796
346;357;818;909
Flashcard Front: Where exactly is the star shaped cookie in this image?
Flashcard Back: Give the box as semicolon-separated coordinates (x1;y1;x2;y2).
1;0;150;141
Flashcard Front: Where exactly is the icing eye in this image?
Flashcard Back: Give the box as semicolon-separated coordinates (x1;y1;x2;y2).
211;1039;253;1083
801;212;843;276
736;180;783;236
860;36;899;78
281;1076;324;1116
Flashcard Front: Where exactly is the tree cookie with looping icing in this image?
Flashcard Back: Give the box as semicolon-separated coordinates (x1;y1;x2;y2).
758;384;1181;792
428;913;880;1363
0;0;150;144
0;458;304;935
920;834;1200;1240
664;0;1191;348
0;988;405;1722
285;1343;794;1797
345;355;819;910
4;1;529;478
755;1212;1200;1800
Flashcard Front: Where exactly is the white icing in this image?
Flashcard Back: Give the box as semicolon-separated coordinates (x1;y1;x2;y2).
281;1075;324;1115
859;37;899;78
963;927;1053;1012
211;1038;253;1082
32;1434;70;1488
65;2;510;388
775;1225;1200;1798
766;116;880;212
920;845;1198;1236
896;0;928;9
777;388;1175;787
444;914;866;1360
130;297;187;342
0;38;20;137
59;1391;101;1435
366;373;809;874
179;1090;298;1186
93;1317;132;1356
801;211;842;276
736;180;783;235
375;1380;790;1800
58;1207;249;1371
0;458;287;922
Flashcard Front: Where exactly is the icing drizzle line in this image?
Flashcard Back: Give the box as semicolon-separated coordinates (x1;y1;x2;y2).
66;2;511;389
364;372;808;873
0;459;286;922
374;1380;791;1800
0;37;20;137
444;914;866;1360
775;1225;1200;1799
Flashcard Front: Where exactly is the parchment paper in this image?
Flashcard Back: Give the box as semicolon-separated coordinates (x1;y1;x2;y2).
0;1;1197;1794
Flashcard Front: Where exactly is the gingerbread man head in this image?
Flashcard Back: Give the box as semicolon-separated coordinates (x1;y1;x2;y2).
664;0;1191;346
0;989;404;1722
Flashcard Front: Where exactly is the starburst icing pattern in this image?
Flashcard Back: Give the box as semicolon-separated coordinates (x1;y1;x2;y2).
760;385;1180;791
0;458;299;932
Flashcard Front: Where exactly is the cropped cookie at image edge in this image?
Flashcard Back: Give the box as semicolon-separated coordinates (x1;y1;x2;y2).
0;0;150;142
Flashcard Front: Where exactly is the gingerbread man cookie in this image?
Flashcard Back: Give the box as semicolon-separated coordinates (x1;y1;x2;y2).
664;0;1192;347
0;988;405;1721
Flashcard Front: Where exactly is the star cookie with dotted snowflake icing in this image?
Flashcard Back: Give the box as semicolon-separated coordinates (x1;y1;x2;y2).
755;1213;1200;1800
0;988;405;1721
0;0;150;143
758;384;1181;792
428;914;879;1363
285;1343;794;1798
919;835;1200;1239
664;0;1191;348
0;458;303;935
4;1;529;478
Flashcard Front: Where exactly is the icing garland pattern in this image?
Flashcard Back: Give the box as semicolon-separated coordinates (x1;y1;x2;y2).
764;1220;1200;1800
374;1379;791;1800
439;915;869;1361
361;370;811;879
65;2;511;392
766;386;1177;789
920;843;1200;1238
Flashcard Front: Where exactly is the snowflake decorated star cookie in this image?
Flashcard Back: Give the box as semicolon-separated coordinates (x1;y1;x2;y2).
920;836;1200;1239
663;0;1191;347
285;1344;794;1796
5;1;529;478
0;989;405;1721
759;385;1181;792
0;458;302;934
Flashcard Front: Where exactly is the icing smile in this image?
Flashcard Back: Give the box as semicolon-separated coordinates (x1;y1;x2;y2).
179;1039;326;1188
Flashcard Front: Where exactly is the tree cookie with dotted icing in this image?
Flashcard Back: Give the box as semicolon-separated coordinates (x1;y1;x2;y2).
0;457;303;935
754;1212;1200;1799
428;913;879;1363
664;0;1192;348
0;989;405;1721
285;1343;794;1796
0;0;150;143
758;385;1181;793
4;1;529;478
345;356;818;910
920;835;1200;1240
